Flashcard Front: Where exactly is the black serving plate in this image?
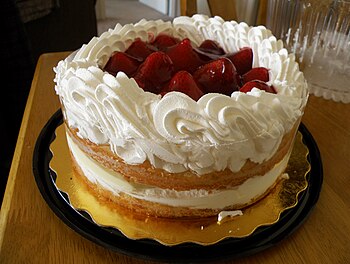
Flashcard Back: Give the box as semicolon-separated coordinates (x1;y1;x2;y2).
33;110;323;263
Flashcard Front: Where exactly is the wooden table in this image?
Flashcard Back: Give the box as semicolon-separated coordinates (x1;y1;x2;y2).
1;52;349;263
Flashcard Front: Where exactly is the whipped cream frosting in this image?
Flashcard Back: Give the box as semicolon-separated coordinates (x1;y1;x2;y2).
67;132;290;209
54;15;308;175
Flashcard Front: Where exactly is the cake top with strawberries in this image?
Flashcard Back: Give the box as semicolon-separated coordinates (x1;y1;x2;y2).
103;34;276;101
54;15;308;175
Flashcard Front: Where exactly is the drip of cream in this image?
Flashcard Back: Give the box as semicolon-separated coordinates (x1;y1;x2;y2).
217;210;243;223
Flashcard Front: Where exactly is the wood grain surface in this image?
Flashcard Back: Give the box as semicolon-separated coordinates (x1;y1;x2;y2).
1;52;349;263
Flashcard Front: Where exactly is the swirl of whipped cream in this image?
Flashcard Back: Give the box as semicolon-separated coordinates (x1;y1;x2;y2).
54;15;308;175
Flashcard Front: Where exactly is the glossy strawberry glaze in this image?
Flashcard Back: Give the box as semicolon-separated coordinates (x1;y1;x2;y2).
104;34;276;100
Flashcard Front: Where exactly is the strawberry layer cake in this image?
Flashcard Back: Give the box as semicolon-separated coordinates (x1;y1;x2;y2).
54;15;308;218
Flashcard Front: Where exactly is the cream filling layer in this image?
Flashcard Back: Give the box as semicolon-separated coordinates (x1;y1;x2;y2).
67;133;290;209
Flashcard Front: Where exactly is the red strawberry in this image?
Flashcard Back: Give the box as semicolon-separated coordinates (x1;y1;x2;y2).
226;47;253;75
198;39;225;55
104;52;141;76
151;34;180;51
166;38;204;73
162;71;204;101
133;51;174;93
240;80;276;94
194;40;225;62
193;57;239;95
242;67;269;84
125;38;157;61
159;91;168;97
194;48;219;62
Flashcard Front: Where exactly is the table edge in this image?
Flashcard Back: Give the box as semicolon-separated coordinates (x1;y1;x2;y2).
0;53;64;249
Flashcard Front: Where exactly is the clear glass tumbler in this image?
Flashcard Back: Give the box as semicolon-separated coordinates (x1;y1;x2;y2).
266;0;350;103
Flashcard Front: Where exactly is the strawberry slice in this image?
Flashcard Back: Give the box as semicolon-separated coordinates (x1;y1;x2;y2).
133;51;174;94
104;52;141;76
193;57;239;95
162;71;204;101
226;47;253;75
151;34;180;51
198;39;225;55
166;38;204;73
240;80;276;94
242;67;269;84
125;38;157;61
